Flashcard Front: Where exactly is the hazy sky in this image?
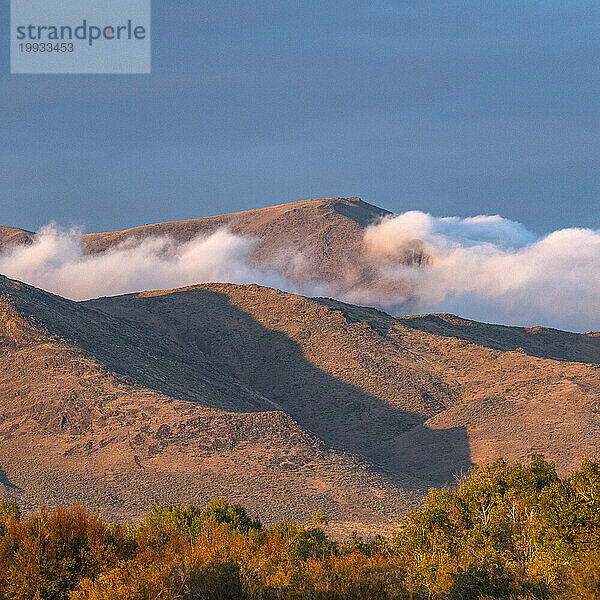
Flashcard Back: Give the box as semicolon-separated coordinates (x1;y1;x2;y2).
1;1;599;234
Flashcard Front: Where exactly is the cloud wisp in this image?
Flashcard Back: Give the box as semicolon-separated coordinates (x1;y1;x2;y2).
0;225;284;301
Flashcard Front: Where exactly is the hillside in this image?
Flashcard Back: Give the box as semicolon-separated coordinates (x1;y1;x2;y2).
0;226;33;250
1;274;599;534
81;197;390;280
0;276;419;535
0;198;422;298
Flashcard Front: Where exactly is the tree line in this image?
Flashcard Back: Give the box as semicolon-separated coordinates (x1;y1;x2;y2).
1;454;600;599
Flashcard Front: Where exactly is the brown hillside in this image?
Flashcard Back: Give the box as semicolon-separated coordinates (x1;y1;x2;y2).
92;286;600;480
0;226;34;250
82;197;394;291
0;278;600;528
0;276;420;536
1;275;599;534
0;198;423;297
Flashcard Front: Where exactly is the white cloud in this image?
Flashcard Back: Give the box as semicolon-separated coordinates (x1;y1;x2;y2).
361;212;600;331
0;213;598;332
0;225;283;301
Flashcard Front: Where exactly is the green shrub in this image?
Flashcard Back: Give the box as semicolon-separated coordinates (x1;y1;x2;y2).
448;561;514;599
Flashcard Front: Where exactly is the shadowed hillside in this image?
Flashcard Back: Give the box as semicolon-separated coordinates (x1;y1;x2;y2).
0;274;599;533
87;285;470;481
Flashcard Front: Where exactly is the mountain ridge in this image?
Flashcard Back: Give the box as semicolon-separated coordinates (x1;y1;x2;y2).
83;197;386;239
0;197;416;299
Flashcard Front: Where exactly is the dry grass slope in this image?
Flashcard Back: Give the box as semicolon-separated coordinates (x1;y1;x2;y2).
0;272;599;534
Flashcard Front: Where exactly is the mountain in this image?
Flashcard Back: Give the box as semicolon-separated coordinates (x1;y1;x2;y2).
1;274;599;534
0;226;34;250
81;197;391;284
0;198;426;300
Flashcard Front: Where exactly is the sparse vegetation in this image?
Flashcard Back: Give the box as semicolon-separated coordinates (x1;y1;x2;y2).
1;456;600;599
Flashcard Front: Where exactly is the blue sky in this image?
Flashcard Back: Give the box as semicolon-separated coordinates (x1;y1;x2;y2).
1;1;599;234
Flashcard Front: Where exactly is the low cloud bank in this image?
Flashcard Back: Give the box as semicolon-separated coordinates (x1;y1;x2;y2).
361;212;600;332
0;213;598;332
0;226;284;301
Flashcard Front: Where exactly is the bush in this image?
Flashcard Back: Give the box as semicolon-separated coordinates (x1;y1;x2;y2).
448;562;514;599
1;457;600;599
0;505;128;600
200;498;261;534
570;549;600;600
73;554;249;600
142;499;261;546
0;500;20;524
